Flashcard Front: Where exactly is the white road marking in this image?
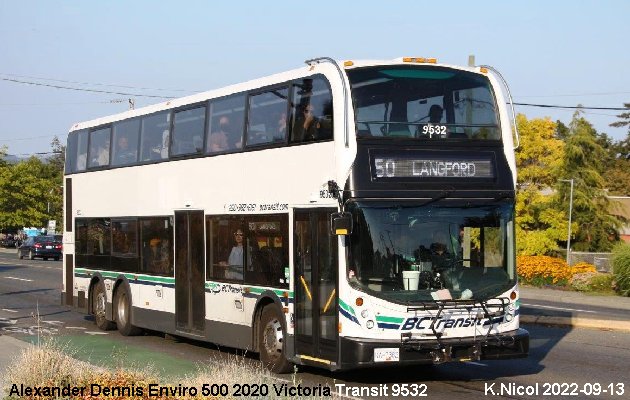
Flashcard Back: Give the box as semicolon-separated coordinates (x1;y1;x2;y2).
522;303;597;313
1;308;19;313
66;326;87;330
85;331;108;335
4;276;33;282
42;320;64;326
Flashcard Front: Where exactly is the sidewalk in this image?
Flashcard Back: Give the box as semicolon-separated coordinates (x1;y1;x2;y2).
520;286;630;311
519;286;630;332
0;335;31;386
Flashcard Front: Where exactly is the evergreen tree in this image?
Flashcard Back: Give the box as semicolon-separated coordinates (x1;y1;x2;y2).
559;111;621;252
610;102;630;134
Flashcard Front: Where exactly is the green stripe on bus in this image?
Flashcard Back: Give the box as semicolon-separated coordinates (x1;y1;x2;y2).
338;299;356;316
376;315;404;324
75;269;293;297
75;268;174;284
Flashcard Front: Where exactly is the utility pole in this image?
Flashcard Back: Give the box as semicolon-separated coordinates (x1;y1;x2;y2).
560;179;574;264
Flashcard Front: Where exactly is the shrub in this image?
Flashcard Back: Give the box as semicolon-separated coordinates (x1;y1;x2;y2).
517;255;572;285
588;273;616;293
611;243;630;296
570;272;597;291
569;271;615;293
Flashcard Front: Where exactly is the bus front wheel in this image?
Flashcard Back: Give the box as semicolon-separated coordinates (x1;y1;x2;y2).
258;306;292;373
93;282;114;331
114;285;142;336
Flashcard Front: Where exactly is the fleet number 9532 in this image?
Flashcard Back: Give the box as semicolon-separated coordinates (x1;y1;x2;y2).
422;125;447;137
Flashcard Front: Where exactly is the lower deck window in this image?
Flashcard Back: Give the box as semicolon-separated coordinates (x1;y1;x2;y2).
207;214;289;288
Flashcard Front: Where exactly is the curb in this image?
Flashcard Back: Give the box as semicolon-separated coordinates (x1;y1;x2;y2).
520;315;630;333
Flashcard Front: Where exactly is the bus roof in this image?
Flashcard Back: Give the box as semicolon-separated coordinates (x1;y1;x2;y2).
68;57;487;133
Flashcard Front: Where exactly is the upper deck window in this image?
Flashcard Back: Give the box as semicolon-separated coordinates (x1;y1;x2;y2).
87;127;111;169
290;76;333;143
207;94;246;154
246;87;289;147
112;119;140;166
347;66;500;141
171;106;205;157
140;111;170;162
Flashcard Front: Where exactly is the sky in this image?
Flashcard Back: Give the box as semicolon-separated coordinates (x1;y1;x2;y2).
1;0;629;157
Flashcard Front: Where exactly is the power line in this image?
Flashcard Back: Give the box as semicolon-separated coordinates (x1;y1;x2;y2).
2;74;628;111
1;77;177;99
0;72;193;93
0;134;61;143
513;102;627;111
519;91;630;98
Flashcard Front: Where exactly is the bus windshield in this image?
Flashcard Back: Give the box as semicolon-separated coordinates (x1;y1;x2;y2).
347;200;515;303
347;66;500;140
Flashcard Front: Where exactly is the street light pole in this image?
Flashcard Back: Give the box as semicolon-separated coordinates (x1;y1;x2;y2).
560;179;574;264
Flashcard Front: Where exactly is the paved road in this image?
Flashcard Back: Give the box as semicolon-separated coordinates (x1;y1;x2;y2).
1;251;629;399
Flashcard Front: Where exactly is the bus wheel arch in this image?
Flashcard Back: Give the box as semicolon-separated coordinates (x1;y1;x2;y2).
112;277;142;336
252;293;292;373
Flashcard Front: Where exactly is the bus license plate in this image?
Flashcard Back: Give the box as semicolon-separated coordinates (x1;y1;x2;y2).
374;348;399;362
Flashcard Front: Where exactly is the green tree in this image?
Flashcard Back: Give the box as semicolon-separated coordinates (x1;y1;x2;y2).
0;157;51;229
0;138;65;232
559;111;621;252
602;132;630;196
610;102;630;135
515;115;567;255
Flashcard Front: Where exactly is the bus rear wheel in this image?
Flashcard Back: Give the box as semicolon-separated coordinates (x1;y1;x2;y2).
93;282;114;331
258;306;292;373
114;285;142;336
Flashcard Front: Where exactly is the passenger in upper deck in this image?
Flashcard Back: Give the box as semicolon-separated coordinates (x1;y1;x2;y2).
113;135;137;165
292;104;320;142
428;105;443;124
208;116;231;152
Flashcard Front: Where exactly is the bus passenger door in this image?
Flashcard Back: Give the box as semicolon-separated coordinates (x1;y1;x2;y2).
294;209;338;365
174;210;205;334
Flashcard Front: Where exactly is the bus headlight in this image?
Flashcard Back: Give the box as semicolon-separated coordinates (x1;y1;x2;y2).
366;320;374;329
361;309;369;319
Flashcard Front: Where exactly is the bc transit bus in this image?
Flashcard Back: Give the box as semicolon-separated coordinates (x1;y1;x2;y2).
62;56;528;372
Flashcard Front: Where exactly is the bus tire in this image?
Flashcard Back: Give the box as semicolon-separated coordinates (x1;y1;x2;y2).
258;306;292;374
93;282;115;331
114;285;142;336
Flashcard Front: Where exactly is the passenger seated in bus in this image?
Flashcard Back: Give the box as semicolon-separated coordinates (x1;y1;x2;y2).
90;140;109;166
428;104;443;124
292;104;320;142
220;229;244;280
114;135;137;164
275;112;287;141
208;116;231;152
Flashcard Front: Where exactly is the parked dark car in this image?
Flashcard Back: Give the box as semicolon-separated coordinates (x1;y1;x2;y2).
1;237;16;248
18;235;62;261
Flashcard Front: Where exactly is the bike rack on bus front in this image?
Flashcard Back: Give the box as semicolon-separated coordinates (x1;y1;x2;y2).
400;298;510;362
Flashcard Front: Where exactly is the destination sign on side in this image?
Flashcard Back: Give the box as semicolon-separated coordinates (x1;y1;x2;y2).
374;158;494;179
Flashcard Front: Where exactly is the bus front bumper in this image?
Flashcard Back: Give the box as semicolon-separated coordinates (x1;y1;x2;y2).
339;328;529;369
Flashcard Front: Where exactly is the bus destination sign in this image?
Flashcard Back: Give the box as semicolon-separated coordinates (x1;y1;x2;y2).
373;157;494;179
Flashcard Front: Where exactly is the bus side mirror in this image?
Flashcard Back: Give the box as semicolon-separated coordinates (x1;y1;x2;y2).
331;212;352;236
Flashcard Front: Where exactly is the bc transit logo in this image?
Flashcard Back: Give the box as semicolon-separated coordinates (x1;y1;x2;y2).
399;315;505;331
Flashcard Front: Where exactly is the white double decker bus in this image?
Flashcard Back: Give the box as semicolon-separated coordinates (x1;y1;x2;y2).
62;56;528;372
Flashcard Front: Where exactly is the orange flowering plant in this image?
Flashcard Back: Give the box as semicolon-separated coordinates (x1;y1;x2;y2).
517;256;596;286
